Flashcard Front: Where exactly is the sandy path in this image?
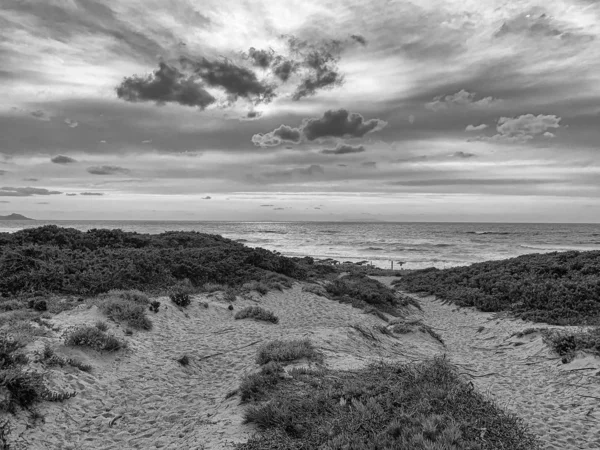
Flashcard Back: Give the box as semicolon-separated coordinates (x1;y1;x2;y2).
370;277;600;450
8;284;433;450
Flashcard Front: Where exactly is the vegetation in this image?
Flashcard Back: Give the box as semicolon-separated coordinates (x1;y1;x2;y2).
0;225;306;298
63;326;126;352
99;292;152;330
236;357;540;450
238;361;285;403
326;274;401;316
395;250;600;325
39;344;92;373
256;339;321;366
0;334;76;415
235;306;279;324
542;327;600;359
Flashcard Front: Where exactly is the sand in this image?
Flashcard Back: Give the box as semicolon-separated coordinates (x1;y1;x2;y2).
4;279;600;449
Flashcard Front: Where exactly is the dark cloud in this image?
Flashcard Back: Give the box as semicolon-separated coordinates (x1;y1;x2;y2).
30;110;50;121
253;109;386;147
260;204;274;207
246;47;275;69
321;144;366;155
350;34;368;46
241;110;262;121
0;201;10;203
361;161;377;168
202;196;211;200
36;202;50;205
23;178;38;182
272;58;297;82
66;193;77;196
51;155;78;164
80;192;104;196
116;62;216;109
181;57;276;104
453;151;476;158
301;109;387;141
87;165;131;175
273;207;285;210
390;178;560;187
260;164;325;181
0;187;62;197
0;170;7;176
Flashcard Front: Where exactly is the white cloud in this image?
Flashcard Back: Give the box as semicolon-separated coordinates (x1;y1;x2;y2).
425;90;500;111
465;124;488;132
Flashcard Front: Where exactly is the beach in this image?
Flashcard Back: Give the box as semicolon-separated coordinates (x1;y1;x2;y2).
1;226;599;449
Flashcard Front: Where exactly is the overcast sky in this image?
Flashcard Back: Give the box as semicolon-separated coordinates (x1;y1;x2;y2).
1;0;599;222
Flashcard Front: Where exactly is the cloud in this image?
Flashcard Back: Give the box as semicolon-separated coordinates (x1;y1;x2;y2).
302;109;387;141
202;196;211;199
408;115;415;124
321;144;365;155
495;9;595;43
0;187;62;197
36;202;50;205
80;192;104;196
361;161;377;168
261;164;325;181
253;109;387;147
241;110;262;121
116;62;216;109
425;90;500;111
252;124;303;147
180;56;276;104
465;124;488;132
246;47;276;69
51;155;78;164
23;178;38;182
87;165;131;175
494;114;561;141
452;151;476;158
0;170;7;176
350;34;367;46
66;193;77;196
543;131;556;138
260;204;274;207
64;118;79;128
30;110;50;121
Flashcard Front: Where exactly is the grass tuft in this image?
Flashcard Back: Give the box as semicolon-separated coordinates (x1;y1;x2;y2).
99;297;152;330
235;306;279;324
64;326;126;352
256;339;321;366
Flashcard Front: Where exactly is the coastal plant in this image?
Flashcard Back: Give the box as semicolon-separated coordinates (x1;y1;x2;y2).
396;250;600;325
169;279;193;307
542;327;600;357
177;355;190;366
39;344;92;372
242;280;269;295
99;297;152;330
149;300;161;313
256;339;321;366
235;306;279;324
63;326;125;352
325;274;400;316
95;320;108;332
238;362;284;403
223;288;237;303
237;357;541;450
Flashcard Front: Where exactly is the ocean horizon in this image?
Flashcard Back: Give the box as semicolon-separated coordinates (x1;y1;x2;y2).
2;220;600;270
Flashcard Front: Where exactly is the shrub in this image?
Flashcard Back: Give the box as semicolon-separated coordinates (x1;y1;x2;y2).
543;327;600;357
40;344;92;373
64;326;125;352
0;299;25;312
177;355;190;366
325;274;400;316
223;288;237;303
149;300;161;313
396;250;600;325
235;306;279;324
95;320;108;332
104;289;149;304
170;292;191;308
256;339;321;366
99;297;152;330
33;300;48;312
202;283;227;293
237;358;541;450
238;362;284;402
243;280;269;295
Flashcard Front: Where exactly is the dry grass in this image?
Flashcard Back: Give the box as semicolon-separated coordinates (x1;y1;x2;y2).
235;306;279;324
256;339;322;366
63;325;126;352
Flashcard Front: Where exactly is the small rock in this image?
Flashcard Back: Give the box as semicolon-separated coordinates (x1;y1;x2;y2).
228;305;234;311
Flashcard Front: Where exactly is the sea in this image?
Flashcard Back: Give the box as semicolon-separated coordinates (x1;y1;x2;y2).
1;221;600;270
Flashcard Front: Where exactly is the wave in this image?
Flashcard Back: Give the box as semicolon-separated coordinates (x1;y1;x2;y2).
361;247;385;251
466;231;513;235
261;230;288;234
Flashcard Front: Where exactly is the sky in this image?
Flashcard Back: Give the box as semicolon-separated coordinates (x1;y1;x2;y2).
1;0;599;222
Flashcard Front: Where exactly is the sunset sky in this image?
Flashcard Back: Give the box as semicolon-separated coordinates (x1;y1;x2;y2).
1;0;599;222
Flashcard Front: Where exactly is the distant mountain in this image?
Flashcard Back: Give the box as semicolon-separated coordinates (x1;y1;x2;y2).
0;213;34;220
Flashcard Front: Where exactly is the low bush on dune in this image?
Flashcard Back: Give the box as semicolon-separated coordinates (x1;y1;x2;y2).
256;339;321;366
0;226;306;298
242;280;269;295
63;326;125;352
237;357;540;450
325;274;401;316
235;306;279;324
396;250;600;325
238;361;285;403
99;296;152;330
542;327;600;359
0;335;76;414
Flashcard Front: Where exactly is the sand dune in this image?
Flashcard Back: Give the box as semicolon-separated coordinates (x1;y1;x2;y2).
5;280;600;449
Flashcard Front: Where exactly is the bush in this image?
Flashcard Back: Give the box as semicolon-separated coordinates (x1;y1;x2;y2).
149;300;161;313
243;280;269;295
237;358;541;450
238;362;284;402
325;274;400;316
95;320;108;332
256;339;321;366
543;327;600;357
235;306;279;324
64;326;125;352
396;250;600;325
40;344;92;372
177;355;190;366
99;297;152;330
170;292;191;308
